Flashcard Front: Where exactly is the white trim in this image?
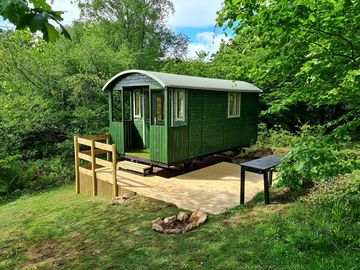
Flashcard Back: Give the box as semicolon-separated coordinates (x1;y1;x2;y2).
228;92;241;118
174;89;186;122
171;89;187;126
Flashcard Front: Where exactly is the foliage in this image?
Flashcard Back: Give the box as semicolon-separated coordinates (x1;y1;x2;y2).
0;0;70;42
0;1;188;197
77;0;189;68
217;0;360;135
0;171;359;269
276;126;360;189
0;155;73;200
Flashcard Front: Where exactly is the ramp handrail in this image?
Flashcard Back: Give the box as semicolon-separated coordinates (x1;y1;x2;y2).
74;134;118;197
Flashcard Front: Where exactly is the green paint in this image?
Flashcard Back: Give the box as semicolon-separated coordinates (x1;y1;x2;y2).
107;74;259;165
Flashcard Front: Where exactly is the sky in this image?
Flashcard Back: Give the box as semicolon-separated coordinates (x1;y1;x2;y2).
0;0;228;58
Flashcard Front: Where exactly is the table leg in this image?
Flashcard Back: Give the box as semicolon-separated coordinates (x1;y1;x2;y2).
268;170;273;186
240;167;245;204
263;171;270;205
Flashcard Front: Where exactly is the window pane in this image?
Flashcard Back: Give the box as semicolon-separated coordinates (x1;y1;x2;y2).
228;92;240;117
112;90;122;122
175;89;185;121
152;91;164;125
124;91;131;120
156;95;164;121
134;90;141;117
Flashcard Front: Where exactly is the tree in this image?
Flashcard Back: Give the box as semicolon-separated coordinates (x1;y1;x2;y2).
217;0;360;137
0;0;70;42
76;0;189;69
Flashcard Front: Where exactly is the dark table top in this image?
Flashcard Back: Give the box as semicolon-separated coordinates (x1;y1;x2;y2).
241;155;282;172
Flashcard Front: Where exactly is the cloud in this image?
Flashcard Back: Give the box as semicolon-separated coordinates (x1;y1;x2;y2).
52;0;80;25
187;31;229;59
168;0;223;27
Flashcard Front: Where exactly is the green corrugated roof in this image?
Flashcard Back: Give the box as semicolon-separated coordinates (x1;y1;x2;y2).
102;69;262;93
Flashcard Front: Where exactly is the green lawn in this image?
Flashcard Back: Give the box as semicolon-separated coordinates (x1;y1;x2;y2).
0;172;359;270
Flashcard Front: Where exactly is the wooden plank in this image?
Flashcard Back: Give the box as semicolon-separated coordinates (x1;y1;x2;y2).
80;134;110;140
94;141;113;152
78;137;92;147
119;161;151;174
95;157;113;168
78;152;92;162
112;144;118;197
81;149;107;156
74;136;80;194
91;139;97;196
79;166;92;176
119;161;151;169
106;134;110;161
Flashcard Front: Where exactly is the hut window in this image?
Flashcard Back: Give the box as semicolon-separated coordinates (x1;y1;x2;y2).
228;92;241;118
152;91;165;125
172;89;186;125
133;89;142;118
112;90;122;122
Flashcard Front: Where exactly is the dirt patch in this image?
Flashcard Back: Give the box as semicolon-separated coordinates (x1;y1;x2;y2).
22;240;65;269
224;203;292;228
149;203;178;212
22;235;88;269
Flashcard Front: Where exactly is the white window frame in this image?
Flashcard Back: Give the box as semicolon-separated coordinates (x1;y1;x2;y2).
228;92;241;118
172;89;187;126
133;89;142;118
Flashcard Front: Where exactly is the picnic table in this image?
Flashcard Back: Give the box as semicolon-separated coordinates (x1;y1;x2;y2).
240;155;282;205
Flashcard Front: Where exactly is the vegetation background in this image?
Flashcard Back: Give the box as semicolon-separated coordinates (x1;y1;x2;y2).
0;1;359;269
1;0;359;199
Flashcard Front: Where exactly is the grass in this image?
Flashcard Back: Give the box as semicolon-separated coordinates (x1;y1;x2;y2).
126;148;151;159
0;172;359;270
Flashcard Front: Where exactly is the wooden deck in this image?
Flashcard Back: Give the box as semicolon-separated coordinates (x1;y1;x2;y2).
74;135;271;214
83;162;271;214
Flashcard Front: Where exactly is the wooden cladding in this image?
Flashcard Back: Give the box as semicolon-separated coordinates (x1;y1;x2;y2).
74;134;118;197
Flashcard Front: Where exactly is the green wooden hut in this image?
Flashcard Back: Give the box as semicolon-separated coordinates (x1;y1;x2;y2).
102;70;261;167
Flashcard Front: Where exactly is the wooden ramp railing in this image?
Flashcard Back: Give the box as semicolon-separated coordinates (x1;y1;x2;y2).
74;134;118;197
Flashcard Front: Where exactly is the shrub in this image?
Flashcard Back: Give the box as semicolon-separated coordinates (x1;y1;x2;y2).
276;126;359;189
0;156;73;201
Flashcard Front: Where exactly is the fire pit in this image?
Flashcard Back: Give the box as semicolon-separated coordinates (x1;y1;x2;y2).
152;209;207;234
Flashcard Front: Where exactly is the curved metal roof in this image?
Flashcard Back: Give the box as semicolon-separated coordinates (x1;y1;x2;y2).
102;69;262;92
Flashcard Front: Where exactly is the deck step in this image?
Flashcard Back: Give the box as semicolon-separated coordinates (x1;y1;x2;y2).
118;161;152;176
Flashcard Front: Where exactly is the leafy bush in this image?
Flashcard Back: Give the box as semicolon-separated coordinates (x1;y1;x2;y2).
238;124;296;158
276;126;360;189
0;156;73;202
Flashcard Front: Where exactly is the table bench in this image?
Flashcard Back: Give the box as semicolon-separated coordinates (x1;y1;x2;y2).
240;155;282;205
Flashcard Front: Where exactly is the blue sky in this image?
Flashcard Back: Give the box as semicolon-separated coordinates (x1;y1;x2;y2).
0;0;228;58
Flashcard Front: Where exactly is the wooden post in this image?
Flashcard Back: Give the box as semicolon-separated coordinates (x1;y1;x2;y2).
106;133;110;161
74;136;80;194
240;167;245;204
91;139;97;196
112;144;118;197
